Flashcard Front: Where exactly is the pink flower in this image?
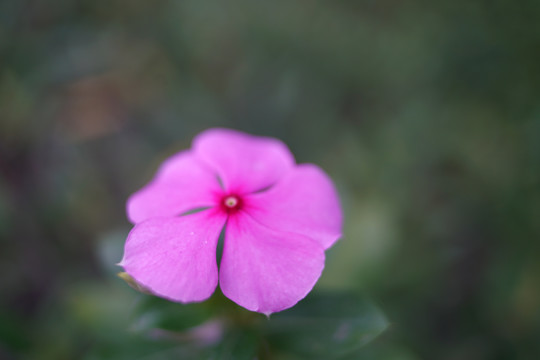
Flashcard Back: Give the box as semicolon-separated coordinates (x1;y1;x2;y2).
119;128;342;315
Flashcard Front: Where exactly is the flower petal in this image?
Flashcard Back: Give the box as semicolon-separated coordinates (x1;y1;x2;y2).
127;151;221;224
119;210;227;303
219;213;325;315
192;128;295;193
245;164;342;249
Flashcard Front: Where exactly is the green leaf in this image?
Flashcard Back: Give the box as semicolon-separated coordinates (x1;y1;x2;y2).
127;292;261;359
210;329;259;360
131;295;217;335
263;292;388;359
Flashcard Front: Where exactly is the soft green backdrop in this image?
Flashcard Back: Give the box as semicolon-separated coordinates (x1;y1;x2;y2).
1;0;539;359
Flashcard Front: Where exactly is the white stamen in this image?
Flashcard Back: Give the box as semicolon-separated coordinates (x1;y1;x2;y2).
224;196;238;208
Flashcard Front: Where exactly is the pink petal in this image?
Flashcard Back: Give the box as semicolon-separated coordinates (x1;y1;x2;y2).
192;128;295;193
127;151;221;224
245;164;342;249
219;212;325;315
119;210;227;303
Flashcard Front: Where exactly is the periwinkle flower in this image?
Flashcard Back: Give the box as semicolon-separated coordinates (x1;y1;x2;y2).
119;128;342;315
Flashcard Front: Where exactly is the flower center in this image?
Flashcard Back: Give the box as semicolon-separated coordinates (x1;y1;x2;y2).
221;194;242;213
224;196;239;208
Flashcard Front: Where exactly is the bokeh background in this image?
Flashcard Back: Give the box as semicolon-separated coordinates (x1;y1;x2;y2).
1;0;539;359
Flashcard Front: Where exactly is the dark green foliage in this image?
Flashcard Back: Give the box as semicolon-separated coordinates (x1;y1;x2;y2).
1;0;539;358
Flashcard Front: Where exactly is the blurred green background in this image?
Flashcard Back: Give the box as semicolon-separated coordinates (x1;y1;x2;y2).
1;0;539;359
